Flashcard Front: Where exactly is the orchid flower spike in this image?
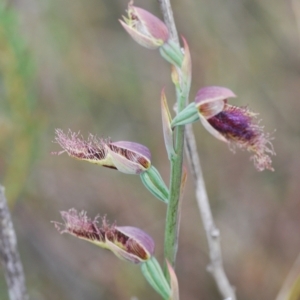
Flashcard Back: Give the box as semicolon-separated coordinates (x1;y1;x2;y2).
53;129;151;175
119;1;169;49
172;86;275;171
53;209;155;264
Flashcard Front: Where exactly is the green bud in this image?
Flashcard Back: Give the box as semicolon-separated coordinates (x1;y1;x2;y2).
141;257;171;300
140;166;169;203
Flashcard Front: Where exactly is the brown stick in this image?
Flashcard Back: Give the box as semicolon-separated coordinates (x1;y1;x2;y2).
0;185;29;300
185;124;236;300
157;1;236;299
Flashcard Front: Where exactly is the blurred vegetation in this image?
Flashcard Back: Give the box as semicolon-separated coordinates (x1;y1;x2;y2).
0;1;41;205
1;0;300;299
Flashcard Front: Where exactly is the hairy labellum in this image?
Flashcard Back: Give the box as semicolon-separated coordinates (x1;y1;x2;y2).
207;104;275;171
55;209;106;243
54;129;111;164
173;85;276;171
53;209;154;264
53;129;151;174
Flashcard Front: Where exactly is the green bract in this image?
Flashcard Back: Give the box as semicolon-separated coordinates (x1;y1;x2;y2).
141;257;171;300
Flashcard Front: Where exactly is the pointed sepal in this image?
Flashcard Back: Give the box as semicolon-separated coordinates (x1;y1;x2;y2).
161;89;175;159
166;260;179;300
171;65;180;88
180;36;191;92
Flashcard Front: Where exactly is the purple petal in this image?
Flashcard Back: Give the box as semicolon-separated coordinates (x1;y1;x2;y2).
116;226;155;257
132;6;169;42
110;141;151;161
195;86;236;106
199;115;228;143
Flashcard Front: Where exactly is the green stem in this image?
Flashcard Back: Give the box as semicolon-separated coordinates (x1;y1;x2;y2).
163;87;187;272
159;0;191;280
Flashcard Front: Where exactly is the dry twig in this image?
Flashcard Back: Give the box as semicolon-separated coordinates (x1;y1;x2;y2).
0;185;29;300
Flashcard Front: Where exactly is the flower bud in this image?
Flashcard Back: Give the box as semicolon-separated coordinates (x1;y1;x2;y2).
53;129;151;175
120;2;169;49
53;209;155;264
140;166;169;203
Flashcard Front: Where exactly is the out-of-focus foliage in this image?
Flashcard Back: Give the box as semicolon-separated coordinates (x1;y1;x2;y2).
0;1;41;204
1;0;300;299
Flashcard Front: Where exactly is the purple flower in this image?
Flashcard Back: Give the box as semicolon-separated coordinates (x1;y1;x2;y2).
53;129;151;174
195;86;275;171
53;209;155;264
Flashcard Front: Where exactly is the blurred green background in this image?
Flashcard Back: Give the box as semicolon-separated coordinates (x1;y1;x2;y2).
1;0;300;299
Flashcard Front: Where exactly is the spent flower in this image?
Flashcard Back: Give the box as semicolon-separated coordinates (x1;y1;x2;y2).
53;208;154;264
172;86;275;171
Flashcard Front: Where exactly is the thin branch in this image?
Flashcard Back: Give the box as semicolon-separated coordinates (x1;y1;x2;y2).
159;0;185;272
0;185;29;300
157;0;179;46
184;125;236;300
157;1;236;299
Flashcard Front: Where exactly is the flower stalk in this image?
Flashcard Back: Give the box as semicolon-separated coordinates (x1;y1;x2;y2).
163;38;191;271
